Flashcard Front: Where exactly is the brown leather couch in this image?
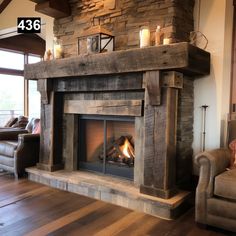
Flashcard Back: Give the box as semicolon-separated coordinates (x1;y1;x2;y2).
0;118;40;178
195;120;236;232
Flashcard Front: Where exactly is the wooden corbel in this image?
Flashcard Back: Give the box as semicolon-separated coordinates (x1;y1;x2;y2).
37;79;53;105
143;71;161;106
161;71;183;89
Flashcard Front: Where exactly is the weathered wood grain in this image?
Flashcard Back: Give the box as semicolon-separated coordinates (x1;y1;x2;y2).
37;79;53;104
24;42;210;80
144;71;161;106
53;73;143;92
134;117;144;186
161;71;183;89
64;100;143;117
37;91;64;172
141;87;178;199
0;176;226;236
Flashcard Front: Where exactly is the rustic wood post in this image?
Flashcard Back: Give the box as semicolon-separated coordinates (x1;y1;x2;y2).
37;79;64;171
140;71;183;199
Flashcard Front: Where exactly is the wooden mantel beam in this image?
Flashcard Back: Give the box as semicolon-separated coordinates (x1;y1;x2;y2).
0;0;12;13
30;0;71;19
25;42;210;80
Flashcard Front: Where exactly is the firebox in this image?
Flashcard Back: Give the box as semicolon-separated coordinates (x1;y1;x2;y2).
78;115;135;179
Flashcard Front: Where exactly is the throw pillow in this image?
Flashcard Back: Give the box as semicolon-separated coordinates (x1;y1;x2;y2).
3;117;18;127
229;139;236;169
32;121;40;134
12;116;28;129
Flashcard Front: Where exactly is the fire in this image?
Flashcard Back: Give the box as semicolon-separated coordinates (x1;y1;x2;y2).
121;139;131;158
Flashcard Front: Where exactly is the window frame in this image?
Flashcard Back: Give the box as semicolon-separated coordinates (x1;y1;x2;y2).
0;48;41;117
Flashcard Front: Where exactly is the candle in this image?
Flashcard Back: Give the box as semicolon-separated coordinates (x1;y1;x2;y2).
163;38;171;45
54;44;63;59
155;25;161;46
140;26;150;48
53;37;63;59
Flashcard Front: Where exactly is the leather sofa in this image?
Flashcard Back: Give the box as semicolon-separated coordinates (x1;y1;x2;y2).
0;118;40;178
195;120;236;232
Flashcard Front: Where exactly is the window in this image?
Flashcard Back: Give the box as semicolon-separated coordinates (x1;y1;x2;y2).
0;74;24;125
0;49;41;126
28;55;41;119
0;50;24;70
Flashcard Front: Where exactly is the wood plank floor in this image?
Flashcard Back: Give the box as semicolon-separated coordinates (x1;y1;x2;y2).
0;174;234;236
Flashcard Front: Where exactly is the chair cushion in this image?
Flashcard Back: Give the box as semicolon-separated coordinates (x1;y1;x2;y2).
0;141;18;157
215;169;236;200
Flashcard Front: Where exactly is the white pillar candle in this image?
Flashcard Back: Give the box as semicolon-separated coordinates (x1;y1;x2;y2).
54;44;63;59
163;38;171;45
140;27;150;48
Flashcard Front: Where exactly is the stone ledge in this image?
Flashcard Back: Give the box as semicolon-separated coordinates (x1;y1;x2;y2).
26;167;191;220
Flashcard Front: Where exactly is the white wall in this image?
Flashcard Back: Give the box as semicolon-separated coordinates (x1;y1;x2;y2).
0;0;54;50
193;0;234;158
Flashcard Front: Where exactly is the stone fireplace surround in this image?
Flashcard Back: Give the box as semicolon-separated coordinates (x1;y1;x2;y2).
25;43;210;218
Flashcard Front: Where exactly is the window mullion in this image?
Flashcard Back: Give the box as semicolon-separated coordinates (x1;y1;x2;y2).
24;54;29;117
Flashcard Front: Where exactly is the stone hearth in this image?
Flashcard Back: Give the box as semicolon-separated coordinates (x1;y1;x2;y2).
25;43;210;218
26;167;190;219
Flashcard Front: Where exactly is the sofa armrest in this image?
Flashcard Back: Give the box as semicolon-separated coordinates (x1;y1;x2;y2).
18;133;40;142
0;129;28;140
195;148;231;223
14;133;40;176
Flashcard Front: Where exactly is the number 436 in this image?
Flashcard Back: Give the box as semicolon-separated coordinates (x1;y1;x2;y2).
17;18;41;33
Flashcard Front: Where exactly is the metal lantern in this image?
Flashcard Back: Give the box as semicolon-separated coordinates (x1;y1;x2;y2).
78;26;114;54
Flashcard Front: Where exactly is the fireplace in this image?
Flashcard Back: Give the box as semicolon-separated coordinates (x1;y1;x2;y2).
25;43;210;201
78;115;135;179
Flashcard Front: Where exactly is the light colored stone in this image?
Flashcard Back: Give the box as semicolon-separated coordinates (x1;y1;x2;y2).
26;167;190;220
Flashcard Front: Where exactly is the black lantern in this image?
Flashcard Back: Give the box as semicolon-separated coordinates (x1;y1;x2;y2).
78;26;114;54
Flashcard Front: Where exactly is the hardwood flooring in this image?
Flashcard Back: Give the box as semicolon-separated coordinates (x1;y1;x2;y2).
0;174;234;236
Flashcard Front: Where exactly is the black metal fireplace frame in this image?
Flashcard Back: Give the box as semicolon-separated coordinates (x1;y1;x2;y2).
78;115;135;179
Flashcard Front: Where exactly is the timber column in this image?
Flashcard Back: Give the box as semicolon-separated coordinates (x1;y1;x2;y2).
140;71;183;199
37;79;64;171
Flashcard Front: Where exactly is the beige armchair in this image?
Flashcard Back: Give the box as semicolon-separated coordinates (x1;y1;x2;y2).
195;120;236;232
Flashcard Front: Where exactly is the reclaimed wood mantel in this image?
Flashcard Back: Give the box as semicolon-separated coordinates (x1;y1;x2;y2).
24;42;210;79
24;42;211;201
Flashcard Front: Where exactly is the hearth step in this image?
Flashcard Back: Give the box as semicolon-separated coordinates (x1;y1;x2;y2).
26;167;191;220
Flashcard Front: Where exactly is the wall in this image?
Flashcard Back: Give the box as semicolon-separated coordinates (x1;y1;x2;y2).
0;0;54;50
54;0;194;57
193;0;234;171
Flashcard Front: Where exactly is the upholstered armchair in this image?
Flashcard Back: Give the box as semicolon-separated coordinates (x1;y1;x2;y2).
195;120;236;232
0;119;40;178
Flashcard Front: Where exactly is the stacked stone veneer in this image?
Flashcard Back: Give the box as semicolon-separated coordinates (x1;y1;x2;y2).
54;0;196;187
54;0;195;57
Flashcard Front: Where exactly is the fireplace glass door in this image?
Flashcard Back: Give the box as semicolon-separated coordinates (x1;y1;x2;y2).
78;115;135;179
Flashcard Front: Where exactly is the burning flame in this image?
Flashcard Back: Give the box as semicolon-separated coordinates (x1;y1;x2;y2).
121;139;131;158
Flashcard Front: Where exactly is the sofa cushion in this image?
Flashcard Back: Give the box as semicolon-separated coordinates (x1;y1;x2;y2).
12;116;28;129
26;118;40;133
4;117;18;127
0;155;14;167
0;141;18;157
215;169;236;200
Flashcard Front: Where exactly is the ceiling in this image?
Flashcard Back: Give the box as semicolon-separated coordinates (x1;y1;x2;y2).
0;0;12;14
